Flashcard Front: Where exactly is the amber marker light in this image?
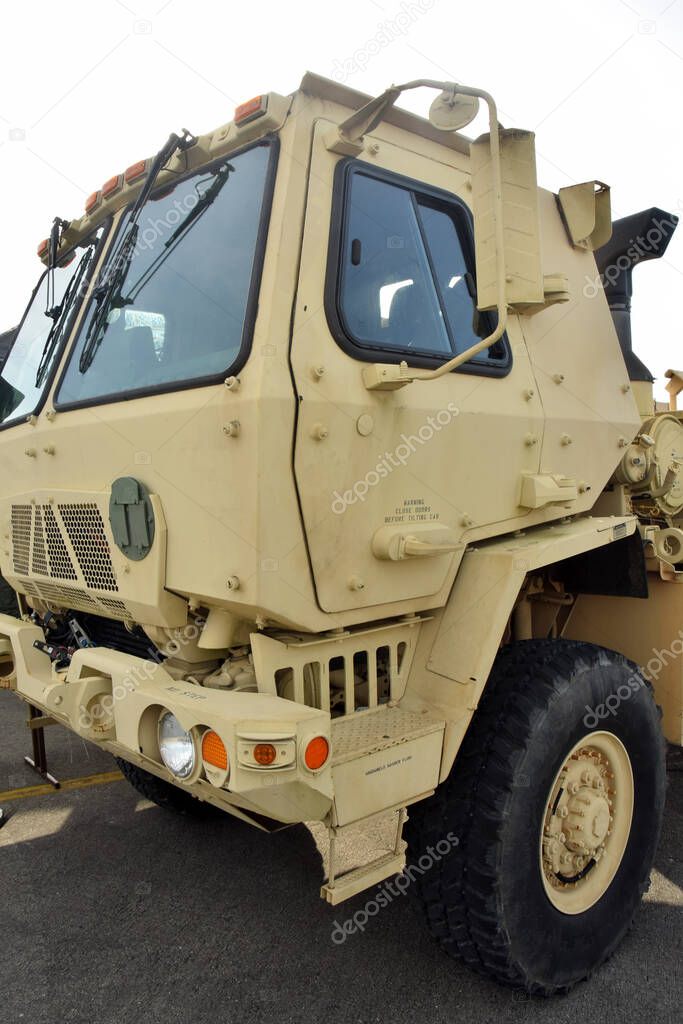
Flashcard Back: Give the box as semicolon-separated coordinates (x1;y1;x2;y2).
202;730;228;771
124;159;147;184
253;742;277;766
304;736;329;771
85;191;101;214
234;95;266;125
102;173;122;199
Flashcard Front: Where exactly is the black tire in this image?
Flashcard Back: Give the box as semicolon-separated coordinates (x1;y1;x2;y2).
405;639;666;995
115;757;220;818
0;575;19;617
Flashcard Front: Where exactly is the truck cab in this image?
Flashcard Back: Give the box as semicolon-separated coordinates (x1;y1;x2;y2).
0;72;678;995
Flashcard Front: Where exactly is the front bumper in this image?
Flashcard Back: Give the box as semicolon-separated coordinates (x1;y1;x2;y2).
0;614;332;825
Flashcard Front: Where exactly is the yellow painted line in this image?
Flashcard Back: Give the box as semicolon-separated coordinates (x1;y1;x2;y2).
0;769;123;802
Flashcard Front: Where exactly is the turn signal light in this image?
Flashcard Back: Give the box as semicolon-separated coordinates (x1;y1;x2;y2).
304;736;329;771
253;742;277;766
85;191;101;214
37;238;49;258
124;159;147;184
202;730;228;771
102;173;122;198
234;95;266;125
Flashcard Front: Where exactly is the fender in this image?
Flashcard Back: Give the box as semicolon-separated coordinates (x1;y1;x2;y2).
402;514;638;781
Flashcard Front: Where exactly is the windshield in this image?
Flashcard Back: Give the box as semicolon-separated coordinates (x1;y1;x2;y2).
0;233;102;426
56;140;275;407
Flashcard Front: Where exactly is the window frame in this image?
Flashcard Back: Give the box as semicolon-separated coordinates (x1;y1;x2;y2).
54;136;279;413
0;220;111;433
324;160;512;378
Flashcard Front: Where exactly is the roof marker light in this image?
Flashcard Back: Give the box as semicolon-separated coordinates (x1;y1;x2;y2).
102;173;122;199
85;191;101;215
234;95;267;125
124;159;148;184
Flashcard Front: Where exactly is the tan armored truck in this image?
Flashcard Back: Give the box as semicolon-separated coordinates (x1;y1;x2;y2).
0;73;680;994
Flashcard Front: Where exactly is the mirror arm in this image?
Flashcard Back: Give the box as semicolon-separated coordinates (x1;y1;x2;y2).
358;86;508;391
411;88;507;381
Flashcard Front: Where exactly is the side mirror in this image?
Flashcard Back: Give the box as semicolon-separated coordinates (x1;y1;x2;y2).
470;129;545;310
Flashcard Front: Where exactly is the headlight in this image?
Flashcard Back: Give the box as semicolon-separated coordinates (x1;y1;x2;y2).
158;711;196;780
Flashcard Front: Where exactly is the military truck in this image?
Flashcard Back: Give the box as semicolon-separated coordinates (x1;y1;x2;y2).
0;73;679;994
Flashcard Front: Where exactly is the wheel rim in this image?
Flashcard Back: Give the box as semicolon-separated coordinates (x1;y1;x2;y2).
539;731;634;915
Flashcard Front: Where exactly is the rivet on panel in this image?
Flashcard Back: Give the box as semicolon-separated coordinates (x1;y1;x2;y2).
311;365;325;380
617;436;628;448
223;420;240;438
560;434;572;446
311;423;329;441
226;576;241;591
524;434;538;447
43;445;56;456
461;514;473;527
45;410;56;421
26;414;37;426
348;575;365;591
356;414;374;436
24;448;37;458
621;383;631;393
224;376;240;391
523;388;535;401
552;373;565;384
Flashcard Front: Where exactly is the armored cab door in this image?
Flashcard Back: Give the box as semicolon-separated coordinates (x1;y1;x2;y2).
290;119;543;615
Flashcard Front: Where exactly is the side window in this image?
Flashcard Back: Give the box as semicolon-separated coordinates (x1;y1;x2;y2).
333;167;509;372
340;174;452;356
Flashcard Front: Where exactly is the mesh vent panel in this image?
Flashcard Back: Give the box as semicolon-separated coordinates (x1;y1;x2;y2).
44;506;77;580
11;505;31;575
31;507;48;575
58;503;118;592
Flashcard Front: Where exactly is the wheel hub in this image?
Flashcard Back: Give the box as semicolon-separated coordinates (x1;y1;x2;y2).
539;732;633;914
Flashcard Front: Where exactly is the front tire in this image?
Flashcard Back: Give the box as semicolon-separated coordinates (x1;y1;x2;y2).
115;757;220;818
405;639;666;994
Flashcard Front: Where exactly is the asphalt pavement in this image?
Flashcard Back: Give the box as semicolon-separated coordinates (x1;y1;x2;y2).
1;689;681;1024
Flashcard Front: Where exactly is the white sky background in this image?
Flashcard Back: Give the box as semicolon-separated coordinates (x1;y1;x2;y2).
0;0;681;398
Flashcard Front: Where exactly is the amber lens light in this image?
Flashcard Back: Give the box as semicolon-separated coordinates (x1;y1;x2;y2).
305;736;329;771
102;173;122;198
234;95;265;124
253;743;277;766
202;730;228;771
124;159;147;183
85;191;100;214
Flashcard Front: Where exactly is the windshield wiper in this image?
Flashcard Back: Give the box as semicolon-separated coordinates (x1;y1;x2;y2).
78;128;197;373
35;244;95;388
121;161;234;305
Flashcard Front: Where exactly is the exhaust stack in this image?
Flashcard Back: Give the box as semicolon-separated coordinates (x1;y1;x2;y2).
595;207;678;382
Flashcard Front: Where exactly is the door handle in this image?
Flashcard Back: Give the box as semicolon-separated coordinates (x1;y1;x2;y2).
402;536;460;558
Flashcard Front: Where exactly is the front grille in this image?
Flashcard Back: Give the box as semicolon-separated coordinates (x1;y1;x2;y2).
10;501;129;620
44;506;77;580
11;502;118;592
31;507;49;576
10;505;31;575
58;503;118;591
